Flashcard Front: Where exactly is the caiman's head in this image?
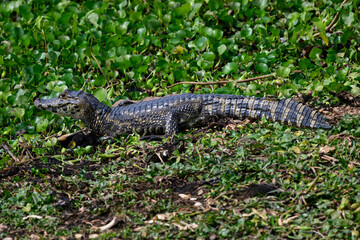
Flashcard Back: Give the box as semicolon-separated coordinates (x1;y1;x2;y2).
34;89;102;124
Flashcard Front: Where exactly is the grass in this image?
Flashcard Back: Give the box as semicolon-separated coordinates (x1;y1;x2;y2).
1;116;360;239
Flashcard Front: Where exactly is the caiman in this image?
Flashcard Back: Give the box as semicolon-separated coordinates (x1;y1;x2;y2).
34;89;331;139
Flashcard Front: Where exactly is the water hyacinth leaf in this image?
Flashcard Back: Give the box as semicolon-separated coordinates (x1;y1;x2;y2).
94;88;107;102
11;107;25;119
209;0;223;10
36;118;49;133
195;36;208;49
130;11;142;22
203;27;213;37
119;0;127;9
189;3;202;19
213;29;223;40
218;44;227;55
229;2;241;11
241;27;253;38
174;2;191;17
47;51;58;62
202;52;215;61
342;12;354;27
253;0;267;10
87;12;99;28
255;63;269;73
223;62;238;74
171;30;186;44
146;18;161;31
277;66;291;77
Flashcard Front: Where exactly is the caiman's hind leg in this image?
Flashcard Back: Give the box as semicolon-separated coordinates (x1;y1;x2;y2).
141;100;203;141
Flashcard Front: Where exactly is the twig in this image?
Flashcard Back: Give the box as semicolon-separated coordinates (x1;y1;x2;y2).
99;216;119;232
320;154;339;163
2;143;20;163
90;49;108;83
168;70;302;88
313;0;348;37
12;155;54;166
81;24;108;82
326;0;348;31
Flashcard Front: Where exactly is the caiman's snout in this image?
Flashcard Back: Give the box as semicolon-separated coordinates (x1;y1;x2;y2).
34;90;99;121
34;98;61;113
34;98;43;109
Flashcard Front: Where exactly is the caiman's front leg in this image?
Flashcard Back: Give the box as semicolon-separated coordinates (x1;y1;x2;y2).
141;100;203;141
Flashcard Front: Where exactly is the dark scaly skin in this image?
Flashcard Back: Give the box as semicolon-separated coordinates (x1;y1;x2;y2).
34;89;331;139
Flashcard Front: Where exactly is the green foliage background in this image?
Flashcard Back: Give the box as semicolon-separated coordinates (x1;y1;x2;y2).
0;0;360;238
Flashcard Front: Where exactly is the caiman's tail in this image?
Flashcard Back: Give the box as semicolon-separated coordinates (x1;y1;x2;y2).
202;95;331;129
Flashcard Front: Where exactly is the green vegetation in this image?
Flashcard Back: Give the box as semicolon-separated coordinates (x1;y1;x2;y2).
1;0;359;238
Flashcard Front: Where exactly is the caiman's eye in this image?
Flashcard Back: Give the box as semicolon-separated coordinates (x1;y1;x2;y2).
59;92;67;98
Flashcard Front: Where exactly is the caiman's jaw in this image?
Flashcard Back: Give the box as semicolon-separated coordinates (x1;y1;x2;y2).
34;89;98;121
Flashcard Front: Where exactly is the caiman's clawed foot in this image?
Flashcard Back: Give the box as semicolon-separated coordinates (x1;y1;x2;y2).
58;130;100;147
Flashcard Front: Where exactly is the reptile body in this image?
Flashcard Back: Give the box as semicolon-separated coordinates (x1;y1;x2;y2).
34;89;331;138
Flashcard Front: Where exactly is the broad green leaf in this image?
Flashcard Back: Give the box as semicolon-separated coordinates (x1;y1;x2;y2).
171;30;186;44
229;2;241;11
130;55;142;65
158;59;168;69
255;63;269;73
222;62;238;74
204;27;213;37
350;85;360;97
119;0;127;9
313;17;325;33
195;36;208;49
87;12;99;28
277;66;291;77
174;2;191;17
253;0;267;10
202;52;215;61
342;12;354;27
11;107;25;119
94;88;107;102
130;12;142;22
47;51;58;63
198;59;214;70
209;0;223;10
36;118;49;132
146;18;161;31
213;29;223;40
218;44;227;55
118;9;126;18
309;47;322;61
189;3;202;19
241;27;253;38
299;58;313;70
62;73;73;84
341;30;353;45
